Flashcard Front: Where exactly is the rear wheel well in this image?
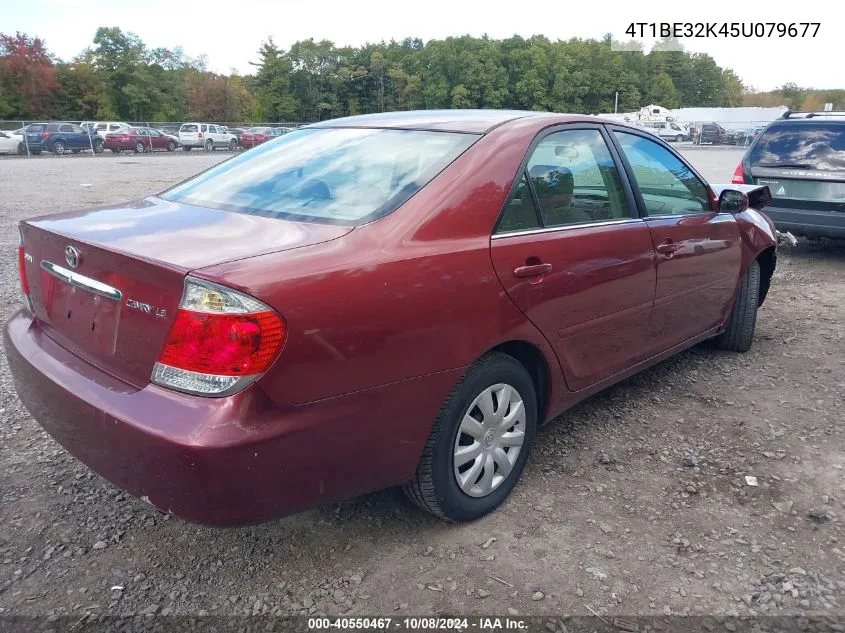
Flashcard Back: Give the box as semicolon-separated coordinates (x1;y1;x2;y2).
489;341;550;423
757;246;776;307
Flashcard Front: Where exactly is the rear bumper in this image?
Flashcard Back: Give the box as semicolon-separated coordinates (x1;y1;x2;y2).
4;310;456;525
764;206;845;238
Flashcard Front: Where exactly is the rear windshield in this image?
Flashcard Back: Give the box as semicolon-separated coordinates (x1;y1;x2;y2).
180;124;198;132
749;122;845;171
26;124;45;132
160;128;478;225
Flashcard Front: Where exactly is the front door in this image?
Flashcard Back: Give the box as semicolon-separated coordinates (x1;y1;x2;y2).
611;129;742;349
490;126;657;392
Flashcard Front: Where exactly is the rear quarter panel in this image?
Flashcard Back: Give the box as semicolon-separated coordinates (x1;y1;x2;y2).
195;119;569;411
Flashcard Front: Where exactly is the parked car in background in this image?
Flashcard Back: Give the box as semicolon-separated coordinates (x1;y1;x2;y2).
81;121;132;137
0;129;25;155
732;111;845;238
641;120;690;142
103;127;180;153
152;124;182;137
239;127;288;148
226;127;248;146
6;110;778;526
23;123;104;155
178;123;238;151
697;123;741;145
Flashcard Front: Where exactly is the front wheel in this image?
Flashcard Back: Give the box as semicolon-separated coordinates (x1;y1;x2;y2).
715;260;760;352
17;143;26;155
167;141;176;152
52;141;65;155
675;135;683;143
205;139;214;151
93;141;104;154
229;139;237;151
403;352;537;521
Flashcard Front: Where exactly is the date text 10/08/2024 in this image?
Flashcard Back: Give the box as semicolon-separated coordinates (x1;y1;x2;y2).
624;22;820;38
307;617;529;631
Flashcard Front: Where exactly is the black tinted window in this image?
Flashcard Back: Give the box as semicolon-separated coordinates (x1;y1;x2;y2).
497;173;540;233
749;123;845;171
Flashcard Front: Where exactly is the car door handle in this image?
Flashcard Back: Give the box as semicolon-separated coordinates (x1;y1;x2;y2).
513;263;553;278
656;242;682;255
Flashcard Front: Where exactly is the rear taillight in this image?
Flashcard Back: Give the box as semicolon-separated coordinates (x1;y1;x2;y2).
197;132;203;138
17;226;33;312
731;163;746;184
41;131;50;140
152;277;286;397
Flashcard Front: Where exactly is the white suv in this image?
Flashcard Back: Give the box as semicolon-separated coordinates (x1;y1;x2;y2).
178;123;238;151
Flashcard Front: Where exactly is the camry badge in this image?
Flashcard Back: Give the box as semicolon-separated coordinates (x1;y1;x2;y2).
64;245;81;269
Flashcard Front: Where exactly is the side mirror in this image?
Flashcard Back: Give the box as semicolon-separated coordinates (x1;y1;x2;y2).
718;189;749;214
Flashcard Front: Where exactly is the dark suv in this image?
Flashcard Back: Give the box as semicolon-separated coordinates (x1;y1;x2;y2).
24;122;105;155
697;123;740;145
732;112;845;238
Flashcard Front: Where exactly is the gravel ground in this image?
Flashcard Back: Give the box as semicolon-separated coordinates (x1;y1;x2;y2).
0;148;843;622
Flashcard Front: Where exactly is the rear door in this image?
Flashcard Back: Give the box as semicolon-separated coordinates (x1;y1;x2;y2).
745;120;845;234
610;128;742;349
490;125;657;392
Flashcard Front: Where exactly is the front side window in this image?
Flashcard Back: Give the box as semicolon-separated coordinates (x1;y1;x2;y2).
527;129;629;228
614;131;710;216
162;128;477;225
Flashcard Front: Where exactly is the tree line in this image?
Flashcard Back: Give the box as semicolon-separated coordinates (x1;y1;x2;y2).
1;28;834;124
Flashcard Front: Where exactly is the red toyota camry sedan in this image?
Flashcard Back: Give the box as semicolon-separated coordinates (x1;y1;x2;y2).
5;110;778;526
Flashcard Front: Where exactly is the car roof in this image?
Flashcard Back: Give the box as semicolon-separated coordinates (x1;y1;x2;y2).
309;109;601;134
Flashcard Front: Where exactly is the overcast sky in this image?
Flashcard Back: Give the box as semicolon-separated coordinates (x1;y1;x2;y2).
5;0;836;92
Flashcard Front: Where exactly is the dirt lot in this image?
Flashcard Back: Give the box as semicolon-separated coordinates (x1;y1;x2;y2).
0;148;843;622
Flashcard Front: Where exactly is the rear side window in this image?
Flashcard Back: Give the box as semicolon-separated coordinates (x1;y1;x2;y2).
161;128;477;225
26;124;45;132
749;123;845;171
527;129;629;228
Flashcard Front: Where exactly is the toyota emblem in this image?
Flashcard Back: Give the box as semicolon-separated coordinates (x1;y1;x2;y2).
64;245;81;269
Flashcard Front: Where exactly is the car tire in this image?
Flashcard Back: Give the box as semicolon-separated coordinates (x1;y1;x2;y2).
52;141;65;155
675;135;683;143
715;259;760;353
229;139;237;151
17;143;26;155
205;139;214;151
94;140;104;154
183;146;192;151
135;141;145;154
403;352;537;522
167;141;176;152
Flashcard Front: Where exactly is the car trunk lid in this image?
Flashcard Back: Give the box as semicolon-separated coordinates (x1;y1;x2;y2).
20;197;351;387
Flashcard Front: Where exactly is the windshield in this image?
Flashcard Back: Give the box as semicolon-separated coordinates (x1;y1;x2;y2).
161;127;478;225
749;123;845;171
